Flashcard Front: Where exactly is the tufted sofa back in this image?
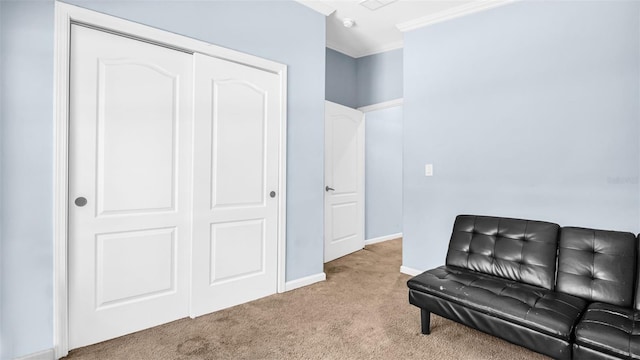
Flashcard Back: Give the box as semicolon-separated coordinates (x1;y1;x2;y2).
446;215;561;290
637;234;640;311
556;227;636;307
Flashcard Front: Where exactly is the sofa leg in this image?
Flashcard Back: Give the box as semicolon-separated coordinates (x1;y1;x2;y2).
421;309;431;335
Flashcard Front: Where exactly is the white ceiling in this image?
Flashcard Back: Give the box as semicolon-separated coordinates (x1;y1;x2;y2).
297;0;512;58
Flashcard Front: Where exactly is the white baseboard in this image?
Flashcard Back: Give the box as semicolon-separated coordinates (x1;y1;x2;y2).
400;265;423;276
365;232;403;246
15;349;55;360
284;272;326;292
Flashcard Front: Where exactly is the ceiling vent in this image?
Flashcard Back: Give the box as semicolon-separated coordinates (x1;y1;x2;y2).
359;0;397;11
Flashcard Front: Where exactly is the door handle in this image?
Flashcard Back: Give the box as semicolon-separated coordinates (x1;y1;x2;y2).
75;197;87;207
325;186;335;192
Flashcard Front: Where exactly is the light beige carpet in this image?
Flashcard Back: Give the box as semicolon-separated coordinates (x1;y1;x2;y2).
65;239;549;359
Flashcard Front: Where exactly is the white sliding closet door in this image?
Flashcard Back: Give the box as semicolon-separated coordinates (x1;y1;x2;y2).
68;24;193;348
191;53;281;317
67;21;284;350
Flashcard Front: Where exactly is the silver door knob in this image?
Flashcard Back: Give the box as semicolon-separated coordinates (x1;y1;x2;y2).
325;186;335;192
75;197;87;207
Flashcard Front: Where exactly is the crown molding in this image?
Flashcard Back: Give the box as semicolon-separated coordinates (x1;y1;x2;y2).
294;0;336;16
396;0;514;32
326;40;360;58
327;40;403;59
356;40;403;58
358;99;403;113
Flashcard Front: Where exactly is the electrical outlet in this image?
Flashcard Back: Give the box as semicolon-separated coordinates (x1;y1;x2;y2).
425;164;433;177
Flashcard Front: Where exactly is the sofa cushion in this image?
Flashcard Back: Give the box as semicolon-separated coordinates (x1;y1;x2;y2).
407;265;586;340
409;289;574;360
574;302;640;359
556;227;636;307
446;215;560;290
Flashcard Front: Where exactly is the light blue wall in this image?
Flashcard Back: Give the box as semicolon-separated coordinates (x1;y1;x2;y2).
0;1;325;359
326;48;357;108
358;50;404;239
356;48;402;107
1;2;56;359
365;106;403;239
325;48;403;108
403;1;640;272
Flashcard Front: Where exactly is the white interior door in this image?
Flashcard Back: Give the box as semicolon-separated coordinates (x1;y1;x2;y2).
191;53;281;316
324;101;365;262
68;25;193;348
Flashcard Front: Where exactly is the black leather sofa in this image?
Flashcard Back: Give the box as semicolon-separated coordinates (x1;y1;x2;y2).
407;215;639;360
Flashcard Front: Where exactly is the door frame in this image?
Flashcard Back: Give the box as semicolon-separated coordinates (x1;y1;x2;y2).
53;2;288;358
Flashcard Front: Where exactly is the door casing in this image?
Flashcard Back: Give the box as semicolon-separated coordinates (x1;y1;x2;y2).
53;2;288;358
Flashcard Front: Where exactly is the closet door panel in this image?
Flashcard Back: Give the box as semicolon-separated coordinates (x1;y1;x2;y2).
191;53;281;317
211;80;266;207
68;24;193;349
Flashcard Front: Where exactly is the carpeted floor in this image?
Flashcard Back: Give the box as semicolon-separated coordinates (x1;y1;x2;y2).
65;239;549;359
